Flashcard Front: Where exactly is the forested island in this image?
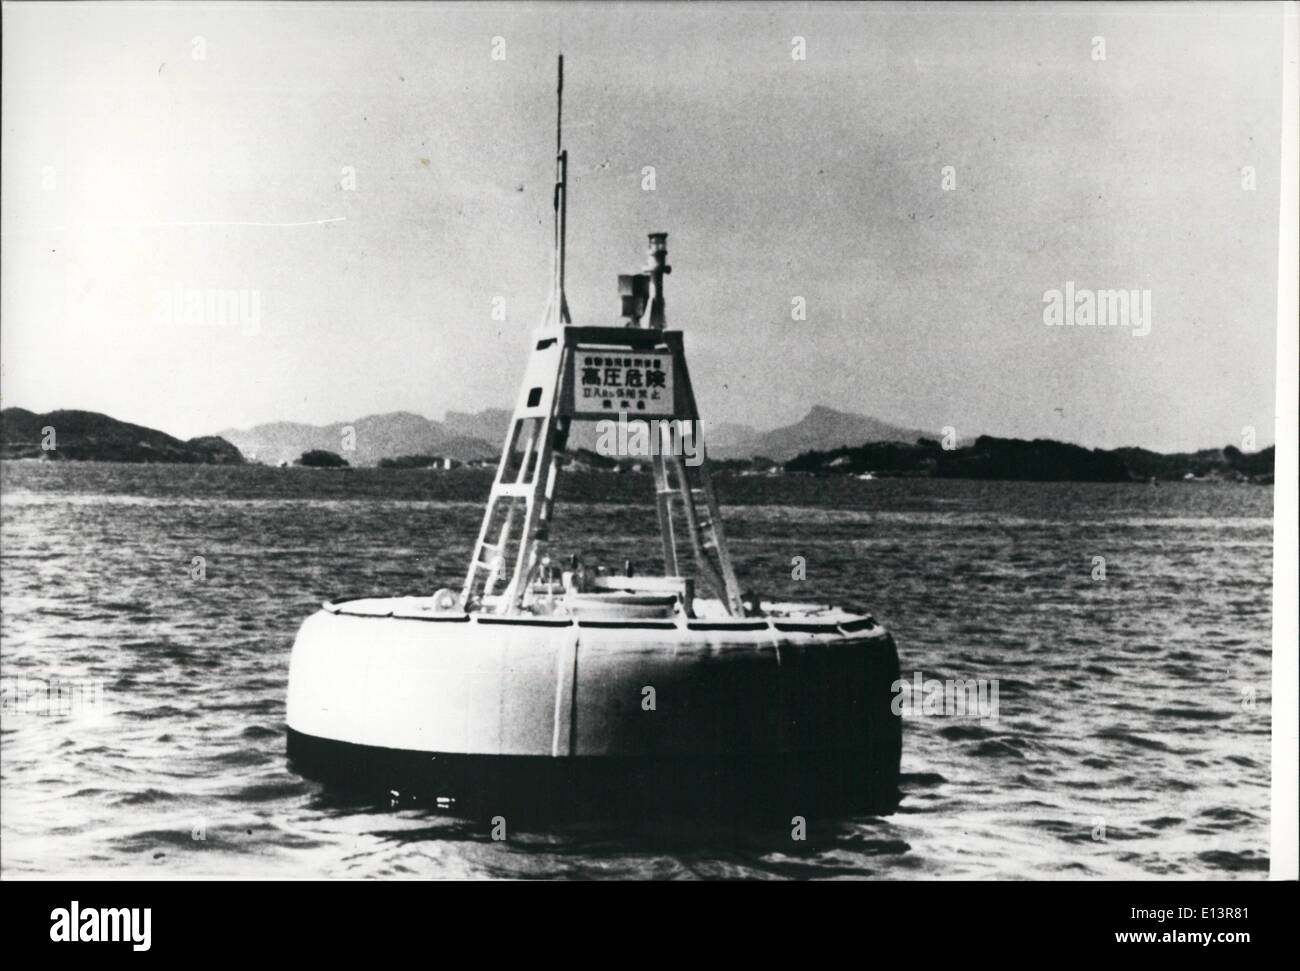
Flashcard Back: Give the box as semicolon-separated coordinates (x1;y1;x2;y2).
777;436;1274;483
0;409;243;464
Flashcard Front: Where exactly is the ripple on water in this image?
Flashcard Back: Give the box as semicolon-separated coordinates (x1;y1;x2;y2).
1198;850;1269;873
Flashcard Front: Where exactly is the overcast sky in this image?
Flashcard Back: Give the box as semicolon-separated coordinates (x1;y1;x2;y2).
1;1;1286;450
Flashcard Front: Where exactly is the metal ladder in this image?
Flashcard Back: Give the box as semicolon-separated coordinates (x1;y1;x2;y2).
459;336;567;612
650;405;744;615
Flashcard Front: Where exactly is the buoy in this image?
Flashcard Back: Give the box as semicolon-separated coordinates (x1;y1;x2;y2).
285;56;902;817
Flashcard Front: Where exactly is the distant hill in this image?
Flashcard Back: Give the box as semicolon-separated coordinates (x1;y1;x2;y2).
216;405;936;466
443;408;511;444
0;408;244;464
711;406;932;461
436;436;501;462
931;436;1131;481
786;436;1275;483
704;421;763;450
6;403;1274;483
1111;444;1275;482
218;410;502;466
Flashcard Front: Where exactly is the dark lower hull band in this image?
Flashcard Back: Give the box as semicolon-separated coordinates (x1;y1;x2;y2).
287;728;901;819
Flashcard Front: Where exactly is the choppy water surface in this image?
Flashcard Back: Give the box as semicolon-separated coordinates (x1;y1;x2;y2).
0;463;1273;878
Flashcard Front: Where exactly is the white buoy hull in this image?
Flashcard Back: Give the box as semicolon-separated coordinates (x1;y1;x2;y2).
286;597;901;814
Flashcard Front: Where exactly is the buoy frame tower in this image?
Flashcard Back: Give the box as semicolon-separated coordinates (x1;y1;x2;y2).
460;55;744;618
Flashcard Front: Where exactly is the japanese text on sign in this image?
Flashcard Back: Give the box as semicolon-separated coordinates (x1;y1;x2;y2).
574;352;674;415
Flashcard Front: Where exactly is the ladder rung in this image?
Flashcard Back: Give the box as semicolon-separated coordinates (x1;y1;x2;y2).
493;482;534;498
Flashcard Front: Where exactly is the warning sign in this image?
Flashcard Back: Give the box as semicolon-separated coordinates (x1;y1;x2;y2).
572;352;675;416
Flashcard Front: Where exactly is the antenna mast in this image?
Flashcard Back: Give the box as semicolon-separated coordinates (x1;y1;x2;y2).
548;54;571;326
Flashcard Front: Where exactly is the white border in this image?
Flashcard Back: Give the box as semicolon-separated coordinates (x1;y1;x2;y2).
1271;1;1299;883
